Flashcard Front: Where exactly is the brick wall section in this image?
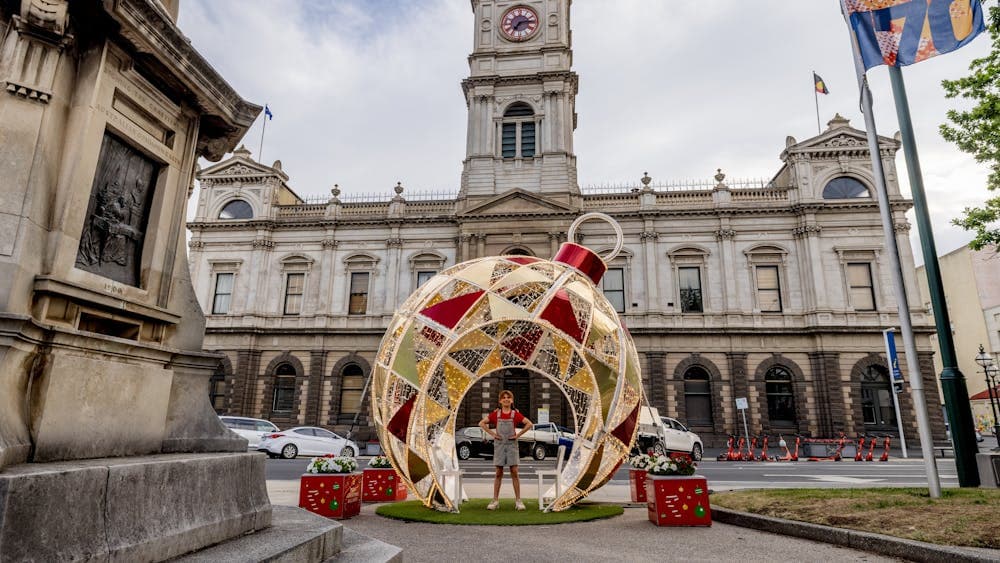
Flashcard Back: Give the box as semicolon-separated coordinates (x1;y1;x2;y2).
808;351;842;435
306;350;326;425
234;349;262;416
727;352;748;439
646;352;666;412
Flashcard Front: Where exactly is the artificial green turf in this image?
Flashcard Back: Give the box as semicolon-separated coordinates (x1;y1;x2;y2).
375;498;623;525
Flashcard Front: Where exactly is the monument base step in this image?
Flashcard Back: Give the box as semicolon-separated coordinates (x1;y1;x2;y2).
0;453;270;561
328;526;403;563
174;505;341;562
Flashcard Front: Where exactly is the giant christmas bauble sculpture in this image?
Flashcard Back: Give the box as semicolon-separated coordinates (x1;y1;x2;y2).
371;213;642;512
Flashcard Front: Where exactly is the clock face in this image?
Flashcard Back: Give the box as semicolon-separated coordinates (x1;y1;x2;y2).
500;6;539;41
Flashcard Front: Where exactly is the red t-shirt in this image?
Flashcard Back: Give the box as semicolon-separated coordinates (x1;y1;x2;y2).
487;408;525;426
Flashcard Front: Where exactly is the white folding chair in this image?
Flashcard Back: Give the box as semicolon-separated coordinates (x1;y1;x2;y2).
536;444;566;512
439;468;465;509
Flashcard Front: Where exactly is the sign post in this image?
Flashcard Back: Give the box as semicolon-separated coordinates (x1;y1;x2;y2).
735;398;750;451
883;328;908;458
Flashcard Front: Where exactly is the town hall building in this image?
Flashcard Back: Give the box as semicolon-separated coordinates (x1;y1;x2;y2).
187;0;945;447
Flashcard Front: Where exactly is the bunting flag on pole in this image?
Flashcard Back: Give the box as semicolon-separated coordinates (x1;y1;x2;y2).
813;72;829;94
264;104;274;120
842;0;985;70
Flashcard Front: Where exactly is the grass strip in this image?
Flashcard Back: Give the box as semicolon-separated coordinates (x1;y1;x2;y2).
712;487;1000;549
375;498;623;525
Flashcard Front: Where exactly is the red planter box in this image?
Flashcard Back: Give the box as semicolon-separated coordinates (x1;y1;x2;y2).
299;472;362;519
629;468;648;503
645;474;711;526
362;468;408;502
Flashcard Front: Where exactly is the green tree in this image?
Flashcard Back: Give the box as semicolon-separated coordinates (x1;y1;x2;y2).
940;3;1000;250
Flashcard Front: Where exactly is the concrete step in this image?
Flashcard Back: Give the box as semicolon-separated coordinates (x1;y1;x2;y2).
326;527;403;563
174;505;341;562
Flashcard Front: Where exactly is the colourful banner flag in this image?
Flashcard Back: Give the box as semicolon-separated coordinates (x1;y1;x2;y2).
814;72;829;94
842;0;985;70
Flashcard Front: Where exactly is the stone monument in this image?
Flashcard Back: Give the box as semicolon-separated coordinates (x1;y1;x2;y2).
0;1;388;560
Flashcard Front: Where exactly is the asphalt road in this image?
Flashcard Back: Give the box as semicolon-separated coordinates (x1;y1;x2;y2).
264;454;961;489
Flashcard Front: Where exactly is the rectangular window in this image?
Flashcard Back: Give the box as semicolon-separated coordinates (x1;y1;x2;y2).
847;263;876;311
416;270;436;288
349;272;369;315
520;122;535;157
603;268;625;313
755;265;782;312
678;267;703;313
340;375;365;416
501;123;517;158
212;273;233;314
283;273;304;315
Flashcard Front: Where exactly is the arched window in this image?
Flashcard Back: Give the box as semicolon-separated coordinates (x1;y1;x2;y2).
219;199;254;219
209;366;226;413
861;365;896;428
339;364;365;421
683;367;713;426
765;366;796;425
501;103;536;159
271;363;296;413
822;177;869;199
505;247;534;256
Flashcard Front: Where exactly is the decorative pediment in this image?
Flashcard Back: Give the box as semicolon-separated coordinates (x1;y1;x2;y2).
199;158;276;179
459;189;575;217
198;146;289;181
781;114;898;161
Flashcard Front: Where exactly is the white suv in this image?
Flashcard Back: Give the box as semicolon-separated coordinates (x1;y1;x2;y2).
219;416;279;449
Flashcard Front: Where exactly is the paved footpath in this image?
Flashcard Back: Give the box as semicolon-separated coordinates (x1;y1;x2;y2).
267;480;901;562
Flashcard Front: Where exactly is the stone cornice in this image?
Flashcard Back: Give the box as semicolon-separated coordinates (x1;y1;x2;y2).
462;71;578;95
104;0;260;160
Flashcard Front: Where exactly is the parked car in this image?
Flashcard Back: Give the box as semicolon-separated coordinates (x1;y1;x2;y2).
455;426;494;460
519;423;575;460
631;406;704;460
257;427;359;459
660;416;704;461
219;416;279;449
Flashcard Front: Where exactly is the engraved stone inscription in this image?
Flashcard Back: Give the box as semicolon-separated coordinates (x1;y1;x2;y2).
76;132;158;286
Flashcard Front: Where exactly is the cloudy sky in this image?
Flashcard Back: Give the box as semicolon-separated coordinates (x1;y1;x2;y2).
178;1;992;259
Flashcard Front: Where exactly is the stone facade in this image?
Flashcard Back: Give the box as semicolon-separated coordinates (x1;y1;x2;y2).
188;0;945;446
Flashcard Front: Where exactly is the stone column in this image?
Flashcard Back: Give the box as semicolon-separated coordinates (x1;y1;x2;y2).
319;234;338;313
476;234;486;258
641;226;659;313
716;223;737;312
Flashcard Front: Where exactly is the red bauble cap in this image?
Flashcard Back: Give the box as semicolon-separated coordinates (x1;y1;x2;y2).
553;242;607;284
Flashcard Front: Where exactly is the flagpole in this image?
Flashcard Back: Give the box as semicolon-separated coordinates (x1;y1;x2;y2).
813;71;821;134
888;65;980;487
258;108;268;163
843;12;941;497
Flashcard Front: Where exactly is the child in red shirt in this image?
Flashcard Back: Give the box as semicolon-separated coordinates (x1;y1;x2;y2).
480;389;533;510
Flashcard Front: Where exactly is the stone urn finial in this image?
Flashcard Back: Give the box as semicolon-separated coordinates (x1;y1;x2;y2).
394;181;404;196
714;168;726;183
641;172;652;186
329;184;341;204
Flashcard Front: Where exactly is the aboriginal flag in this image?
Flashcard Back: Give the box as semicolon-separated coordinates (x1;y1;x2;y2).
814;72;829;95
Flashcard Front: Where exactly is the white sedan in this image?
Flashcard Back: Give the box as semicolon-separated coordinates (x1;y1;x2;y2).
257;427;359;459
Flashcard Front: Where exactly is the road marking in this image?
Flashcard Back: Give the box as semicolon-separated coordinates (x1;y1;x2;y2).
807;476;886;484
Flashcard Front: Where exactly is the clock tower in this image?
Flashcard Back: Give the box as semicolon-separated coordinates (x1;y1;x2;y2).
458;0;579;208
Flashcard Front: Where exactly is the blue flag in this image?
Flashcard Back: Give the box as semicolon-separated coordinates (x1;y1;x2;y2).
842;0;985;70
264;104;273;120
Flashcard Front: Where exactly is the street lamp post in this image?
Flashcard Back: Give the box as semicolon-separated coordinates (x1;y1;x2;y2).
974;345;1000;449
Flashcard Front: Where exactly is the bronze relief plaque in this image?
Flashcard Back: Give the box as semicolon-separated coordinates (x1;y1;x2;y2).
76;132;158;286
